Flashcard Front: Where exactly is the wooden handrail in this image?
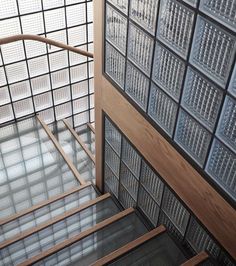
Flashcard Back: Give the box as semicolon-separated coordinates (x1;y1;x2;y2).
181;251;209;266
87;122;95;134
0;34;93;58
91;225;166;266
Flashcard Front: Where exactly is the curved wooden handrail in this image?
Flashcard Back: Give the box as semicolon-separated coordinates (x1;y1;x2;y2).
0;34;93;58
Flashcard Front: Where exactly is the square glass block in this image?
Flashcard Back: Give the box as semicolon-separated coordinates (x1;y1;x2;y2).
49;51;68;72
105;116;122;155
43;0;64;9
128;23;154;76
0;67;7;87
31;74;51;95
68;26;87;46
21;13;44;35
70;64;88;83
138;185;160;226
206;138;236;200
44;8;65;32
216;96;236;152
66;3;86;27
34;92;53;111
152;42;185;101
174;109;212;167
140;160;164;205
73;96;88;113
157;0;194;59
190;16;236;88
120;162;139;201
51;69;69;89
28;56;49;77
119;184;136;208
13;98;34;118
10;81;31;101
148;83;178;136
125;62;149;111
228;64;236;97
47;30;67;53
162;187;190;235
1;41;25;64
130;0;158;35
105;141;121;177
54;86;71;105
105;42;126;89
199;0;236;32
72;81;88;99
18;0;42;14
69;45;87;66
55;102;72;120
122;138;141;178
0;0;18;19
5;62;28;84
0;87;10;105
0;18;21;38
106;4;127;54
104;163;119;198
186;217;220;259
182;0;198;7
0;105;14;124
25;39;47;59
73;111;89;127
87;2;93;23
181;67;223;132
107;0;128;15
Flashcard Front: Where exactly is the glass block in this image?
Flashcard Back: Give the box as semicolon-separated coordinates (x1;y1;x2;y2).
157;0;194;59
74;111;89;127
229;64;236;97
0;0;18;19
218;251;235;266
43;0;64;9
107;0;128;14
21;13;44;35
206;138;236;200
51;69;69;89
119;184;136;208
28;56;49;77
186;217;220;259
66;3;86;27
0;87;10;105
148;83;178;136
183;0;198;7
72;81;88;99
138;186;160;226
120;162;139;201
140;161;164;205
152;42;185;101
18;0;42;14
0;18;21;38
182;68;223;132
106;4;127;54
175;109;212;167
125;62;149;111
130;0;158;35
55;102;72;120
1;41;25;64
162;187;190;235
25;39;47;59
38;108;54;124
70;64;88;83
0;67;7;87
105;116;122;155
87;2;93;22
128;23;154;75
13;98;34;118
5;62;28;84
54;86;71;105
31;74;51;95
73;96;88;113
122;138;141;178
0;105;14;124
10;81;31;101
105;42;126;89
104;163;119;198
34;92;53;111
44;8;65;32
88;24;94;43
105;141;121;177
190;16;236;88
68;26;87;46
216;96;236;152
49;51;68;72
199;0;236;32
69;45;87;66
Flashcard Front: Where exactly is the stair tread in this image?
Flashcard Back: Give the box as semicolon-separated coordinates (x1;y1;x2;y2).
50;120;95;183
0;194;120;266
0;117;81;221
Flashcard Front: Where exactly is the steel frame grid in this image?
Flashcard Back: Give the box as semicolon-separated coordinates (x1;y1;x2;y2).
103;0;236;205
102;112;235;265
0;0;94;128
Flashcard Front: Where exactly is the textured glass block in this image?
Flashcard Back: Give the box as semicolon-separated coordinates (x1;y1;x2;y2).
140;161;164;205
49;51;68;71
138;186;160;226
107;0;128;14
162;187;190;235
128;23;154;75
66;4;86;27
216;96;236;152
51;69;69;89
157;0;194;58
18;0;42;14
54;86;71;105
130;0;158;35
0;0;18;19
104;163;119;198
31;75;51;95
13;98;34;118
1;42;25;64
28;56;49;77
148;83;178;136
55;102;72;120
0;87;10;105
182;68;223;132
228;64;236;97
206;139;236;200
105;117;122;155
218;251;235;266
21;13;44;35
200;0;236;31
68;26;86;46
190;16;236;88
10;81;31;102
183;0;198;7
0;105;14;124
175;109;212;166
5;62;28;84
0;18;21;38
0;67;7;87
152;42;185;101
186;217;220;259
106;4;127;54
105;141;121;177
120;162;139;201
126;63;149;111
34;92;53;111
122;138;141;178
43;0;64;9
119;184;136;208
44;8;65;32
105;42;126;89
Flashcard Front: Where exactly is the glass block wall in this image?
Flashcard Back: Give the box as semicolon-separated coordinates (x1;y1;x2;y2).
104;0;236;202
0;0;94;128
104;115;234;265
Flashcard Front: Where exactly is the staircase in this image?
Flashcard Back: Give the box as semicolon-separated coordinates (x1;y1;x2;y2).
0;116;211;265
